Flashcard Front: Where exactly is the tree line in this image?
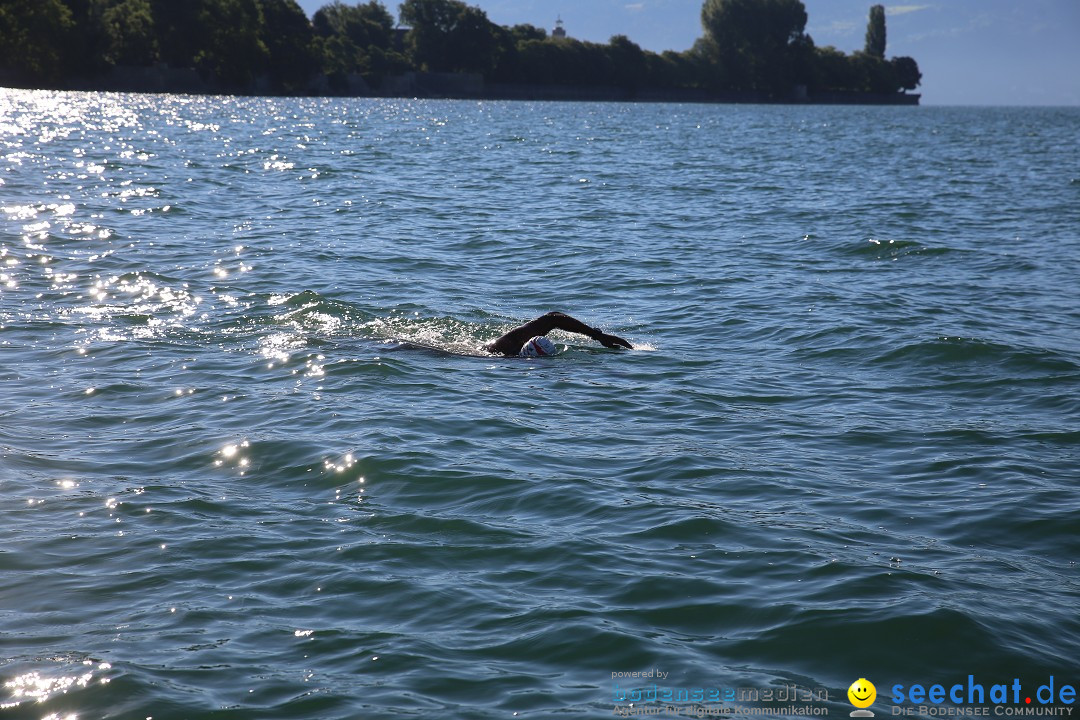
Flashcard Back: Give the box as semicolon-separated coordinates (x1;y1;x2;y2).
0;0;921;97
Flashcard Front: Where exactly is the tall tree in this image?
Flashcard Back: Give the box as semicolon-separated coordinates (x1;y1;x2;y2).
58;0;112;76
891;55;921;91
195;0;269;88
313;1;393;50
399;0;463;71
149;0;202;69
864;4;885;59
0;0;75;82
258;0;318;91
508;23;546;44
448;5;499;74
700;0;808;92
102;0;159;66
313;0;406;83
398;0;499;74
812;45;855;91
607;34;646;91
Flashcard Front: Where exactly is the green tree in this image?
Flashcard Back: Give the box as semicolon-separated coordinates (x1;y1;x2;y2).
195;0;269;88
101;0;159;66
787;30;815;87
644;50;678;88
687;36;723;88
313;1;408;83
398;0;499;74
450;5;499;74
607;34;646;90
646;49;695;88
148;0;202;68
864;4;885;59
848;50;896;93
399;0;463;71
313;1;393;50
57;0;113;76
315;33;363;86
258;0;318;91
508;23;545;44
891;55;921;91
700;0;809;92
811;45;855;91
514;38;555;84
364;44;412;78
0;0;75;82
574;40;613;85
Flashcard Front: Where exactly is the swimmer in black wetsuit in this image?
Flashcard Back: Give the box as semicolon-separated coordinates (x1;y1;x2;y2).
484;311;633;357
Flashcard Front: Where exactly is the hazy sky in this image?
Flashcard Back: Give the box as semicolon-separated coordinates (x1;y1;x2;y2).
295;0;1080;105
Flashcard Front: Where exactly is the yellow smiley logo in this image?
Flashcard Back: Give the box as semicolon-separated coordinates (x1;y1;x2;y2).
848;678;877;709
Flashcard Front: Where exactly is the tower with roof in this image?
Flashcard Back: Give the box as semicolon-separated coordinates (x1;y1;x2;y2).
552;16;566;38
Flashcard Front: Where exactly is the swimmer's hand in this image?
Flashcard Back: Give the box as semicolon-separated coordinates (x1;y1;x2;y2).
596;332;633;350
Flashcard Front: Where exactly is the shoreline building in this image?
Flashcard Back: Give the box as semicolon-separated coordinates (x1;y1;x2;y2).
552;16;566;38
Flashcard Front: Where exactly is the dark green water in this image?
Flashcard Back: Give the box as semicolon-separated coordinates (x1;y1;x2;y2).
1;91;1078;719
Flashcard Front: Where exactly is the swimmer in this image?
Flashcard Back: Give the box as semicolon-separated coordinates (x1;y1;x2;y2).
484;311;633;357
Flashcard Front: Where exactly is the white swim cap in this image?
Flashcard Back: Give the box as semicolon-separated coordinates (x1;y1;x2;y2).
520;336;557;357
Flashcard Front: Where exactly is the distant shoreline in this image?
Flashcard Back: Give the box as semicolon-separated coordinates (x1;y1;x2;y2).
1;68;920;106
0;1;923;110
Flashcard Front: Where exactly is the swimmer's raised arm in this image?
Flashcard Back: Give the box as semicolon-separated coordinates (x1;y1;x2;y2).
484;311;633;356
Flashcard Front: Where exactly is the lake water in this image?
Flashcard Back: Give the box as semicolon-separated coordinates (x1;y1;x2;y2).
1;90;1078;719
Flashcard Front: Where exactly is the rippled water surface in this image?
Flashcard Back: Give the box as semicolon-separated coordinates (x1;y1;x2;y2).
1;90;1078;719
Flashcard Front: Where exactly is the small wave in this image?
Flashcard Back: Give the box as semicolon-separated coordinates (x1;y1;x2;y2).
731;604;1036;679
874;336;1078;373
271;291;369;335
277;289;324;309
845;237;964;260
1016;429;1080;445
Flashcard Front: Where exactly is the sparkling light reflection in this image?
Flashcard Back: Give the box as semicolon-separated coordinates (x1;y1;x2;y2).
3;661;112;706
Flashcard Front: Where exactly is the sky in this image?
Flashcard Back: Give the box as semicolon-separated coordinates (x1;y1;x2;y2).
294;0;1080;105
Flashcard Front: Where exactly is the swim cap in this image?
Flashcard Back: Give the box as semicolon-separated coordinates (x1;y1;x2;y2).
520;336;557;357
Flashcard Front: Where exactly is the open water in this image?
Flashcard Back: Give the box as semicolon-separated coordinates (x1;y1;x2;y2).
1;90;1078;719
